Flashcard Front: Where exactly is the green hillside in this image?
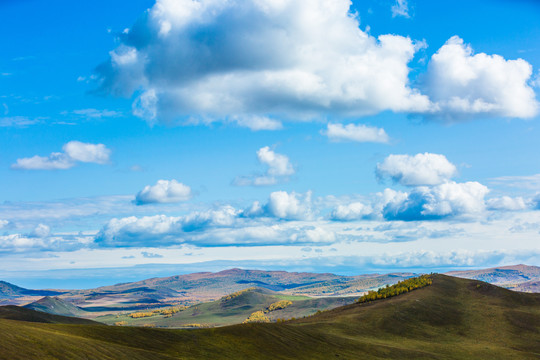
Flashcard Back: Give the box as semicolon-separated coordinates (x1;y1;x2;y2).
0;305;98;325
0;275;539;359
96;287;355;327
24;296;88;318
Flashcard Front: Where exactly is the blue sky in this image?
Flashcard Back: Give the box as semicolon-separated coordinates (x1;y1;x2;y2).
1;0;540;288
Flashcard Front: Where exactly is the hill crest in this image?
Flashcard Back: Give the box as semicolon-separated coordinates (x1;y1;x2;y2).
24;296;87;317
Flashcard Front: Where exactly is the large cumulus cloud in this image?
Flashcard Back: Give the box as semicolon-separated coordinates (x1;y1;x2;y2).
424;36;538;120
382;181;489;221
94;202;336;247
376;153;457;186
245;191;313;220
135;179;192;205
96;0;430;127
95;0;538;126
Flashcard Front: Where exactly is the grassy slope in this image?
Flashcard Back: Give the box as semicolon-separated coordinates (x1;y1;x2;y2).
24;296;88;317
0;275;539;360
0;305;98;325
97;288;354;327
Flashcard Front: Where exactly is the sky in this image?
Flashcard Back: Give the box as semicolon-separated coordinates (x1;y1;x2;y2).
1;0;540;289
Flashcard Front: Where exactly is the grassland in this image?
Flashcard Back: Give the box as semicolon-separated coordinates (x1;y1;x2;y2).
0;274;538;359
96;287;354;327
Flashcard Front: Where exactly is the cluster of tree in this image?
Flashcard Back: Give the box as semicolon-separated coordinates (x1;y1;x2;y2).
182;323;209;328
128;311;156;318
127;305;189;319
265;300;293;313
221;287;257;302
356;274;433;304
114;321;127;326
160;306;188;317
276;317;297;322
242;310;270;323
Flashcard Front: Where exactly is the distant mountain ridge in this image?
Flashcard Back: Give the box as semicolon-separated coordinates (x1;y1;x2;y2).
445;264;540;292
0;281;63;298
55;268;416;311
1;265;539;315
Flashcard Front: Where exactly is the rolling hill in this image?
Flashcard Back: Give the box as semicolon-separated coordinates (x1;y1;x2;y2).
0;305;98;325
0;274;538;359
2;265;539;317
24;296;88;318
33;268;416;312
96;287;356;328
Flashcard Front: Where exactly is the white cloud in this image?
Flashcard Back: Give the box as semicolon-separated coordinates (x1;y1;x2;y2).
264;191;313;220
489;174;540;190
182;206;239;231
95;206;240;246
391;0;410;18
532;194;540;210
135;179;192;205
424;36;539;120
330;202;373;221
0;230;92;253
486;196;527;211
97;0;431;125
244;191;313;220
11;141;111;170
292;226;336;244
0;116;41;127
369;249;508;268
233;116;283;131
12;153;74;170
234;146;294;186
383;181;489;220
376;153;457;186
96;2;539;124
0;220;8;229
96;215;182;247
532;70;540;88
62;141;110;164
0;234;56;252
71;108;122;119
421;182;489;216
30;224;51;238
258;147;294;177
94;204;337;247
323;123;389;143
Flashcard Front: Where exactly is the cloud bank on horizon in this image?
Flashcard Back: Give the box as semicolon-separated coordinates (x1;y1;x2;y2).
1;151;537;252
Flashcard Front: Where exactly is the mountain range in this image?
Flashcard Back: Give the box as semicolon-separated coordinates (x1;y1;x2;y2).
1;264;539;318
446;264;540;292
